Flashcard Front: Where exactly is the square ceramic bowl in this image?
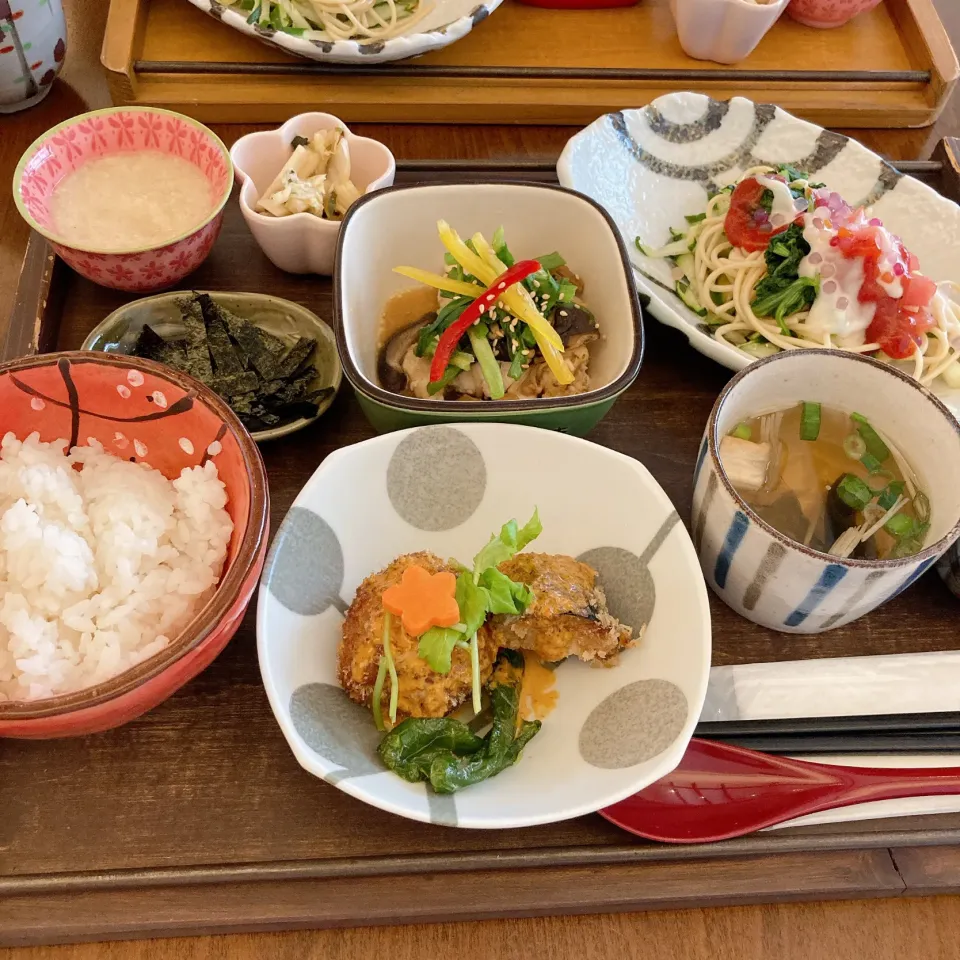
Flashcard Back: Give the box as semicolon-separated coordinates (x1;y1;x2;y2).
334;181;644;436
693;350;960;634
231;113;396;276
257;423;711;828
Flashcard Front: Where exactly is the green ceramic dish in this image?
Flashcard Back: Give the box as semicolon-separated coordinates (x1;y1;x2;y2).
81;291;341;443
334;181;644;436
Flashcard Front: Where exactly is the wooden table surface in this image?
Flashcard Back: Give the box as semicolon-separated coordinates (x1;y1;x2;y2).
2;0;960;956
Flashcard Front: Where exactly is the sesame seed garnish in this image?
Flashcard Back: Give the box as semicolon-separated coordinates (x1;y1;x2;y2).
559;310;568;317
533;280;540;288
486;293;495;302
478;304;486;314
498;282;506;290
558;293;566;301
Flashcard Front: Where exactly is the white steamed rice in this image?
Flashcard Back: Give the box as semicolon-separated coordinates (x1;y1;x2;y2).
0;432;234;701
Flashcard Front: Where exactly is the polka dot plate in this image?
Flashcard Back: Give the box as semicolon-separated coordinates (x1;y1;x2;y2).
257;423;711;828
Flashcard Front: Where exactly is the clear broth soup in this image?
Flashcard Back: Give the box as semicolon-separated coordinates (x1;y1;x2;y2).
719;402;930;560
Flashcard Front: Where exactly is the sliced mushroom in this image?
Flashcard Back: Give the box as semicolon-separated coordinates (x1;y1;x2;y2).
551;303;597;344
378;318;429;394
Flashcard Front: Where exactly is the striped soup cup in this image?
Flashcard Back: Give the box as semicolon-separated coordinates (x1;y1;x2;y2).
691;350;960;634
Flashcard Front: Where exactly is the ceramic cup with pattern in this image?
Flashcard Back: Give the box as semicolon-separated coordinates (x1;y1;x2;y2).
692;350;960;634
0;0;66;114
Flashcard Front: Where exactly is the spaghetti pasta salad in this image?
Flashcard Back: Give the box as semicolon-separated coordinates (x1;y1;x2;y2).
637;166;960;390
220;0;431;43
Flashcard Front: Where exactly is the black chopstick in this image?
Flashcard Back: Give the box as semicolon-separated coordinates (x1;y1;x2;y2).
693;712;960;755
696;711;960;738
696;731;960;755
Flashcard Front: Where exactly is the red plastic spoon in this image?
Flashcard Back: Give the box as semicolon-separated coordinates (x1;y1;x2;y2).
600;738;960;843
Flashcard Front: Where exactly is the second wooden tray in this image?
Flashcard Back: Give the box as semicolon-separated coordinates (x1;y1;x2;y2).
4;151;960;947
101;0;958;127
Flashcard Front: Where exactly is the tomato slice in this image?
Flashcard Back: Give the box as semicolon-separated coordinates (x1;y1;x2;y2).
901;273;937;308
724;177;796;253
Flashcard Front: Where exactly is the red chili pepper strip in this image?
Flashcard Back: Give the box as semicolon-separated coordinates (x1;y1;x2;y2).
429;259;542;383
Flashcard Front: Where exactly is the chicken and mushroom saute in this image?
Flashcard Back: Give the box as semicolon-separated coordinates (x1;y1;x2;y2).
378;221;601;402
336;511;638;794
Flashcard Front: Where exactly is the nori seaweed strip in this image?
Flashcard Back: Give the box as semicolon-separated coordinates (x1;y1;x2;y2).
276;336;316;378
230;318;286;381
175;297;213;381
197;294;246;375
228;392;258;416
209;371;261;396
134;325;188;367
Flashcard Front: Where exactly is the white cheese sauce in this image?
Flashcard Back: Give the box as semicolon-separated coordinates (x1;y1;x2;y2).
798;205;876;344
755;175;806;230
51;151;215;252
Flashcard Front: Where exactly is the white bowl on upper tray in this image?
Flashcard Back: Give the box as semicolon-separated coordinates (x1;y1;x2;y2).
231;113;396;276
187;0;503;64
670;0;790;65
557;92;960;419
257;423;711;828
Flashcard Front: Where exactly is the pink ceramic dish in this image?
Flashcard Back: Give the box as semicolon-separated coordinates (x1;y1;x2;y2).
231;113;396;276
787;0;882;28
0;352;269;739
13;107;233;293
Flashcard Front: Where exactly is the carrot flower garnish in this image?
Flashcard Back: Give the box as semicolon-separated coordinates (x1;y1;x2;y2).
382;565;460;637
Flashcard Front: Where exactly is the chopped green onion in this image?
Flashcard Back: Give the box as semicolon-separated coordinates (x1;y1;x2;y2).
467;322;505;400
508;352;524;380
450;350;474;371
534;251;566;271
685;212;707;224
731;423;752;441
371;656;387;732
382;610;399;725
860;453;883;474
557;280;578;304
426;365;461;396
914;491;931;523
443;252;458;266
836;474;873;511
851;412;890;462
800;402;821;441
885;513;915;538
842;434;867;460
878;480;905;510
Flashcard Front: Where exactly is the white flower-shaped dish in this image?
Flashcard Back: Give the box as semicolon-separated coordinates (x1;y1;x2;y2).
257;423;711;829
670;0;790;64
557;92;960;419
189;0;503;64
231;113;396;276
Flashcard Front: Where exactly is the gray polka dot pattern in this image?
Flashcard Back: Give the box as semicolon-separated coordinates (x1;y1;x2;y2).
579;679;688;769
578;546;654;634
290;683;384;783
427;792;458;826
387;427;486;531
264;507;346;616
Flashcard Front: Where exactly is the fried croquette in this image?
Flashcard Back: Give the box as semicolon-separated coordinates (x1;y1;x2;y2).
337;551;498;719
485;553;633;664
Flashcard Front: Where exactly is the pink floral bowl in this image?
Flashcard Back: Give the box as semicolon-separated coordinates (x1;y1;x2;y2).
0;352;269;739
12;107;233;293
787;0;882;28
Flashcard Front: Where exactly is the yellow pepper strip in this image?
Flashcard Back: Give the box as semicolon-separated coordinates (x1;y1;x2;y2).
471;234;575;386
436;221;564;353
393;266;484;299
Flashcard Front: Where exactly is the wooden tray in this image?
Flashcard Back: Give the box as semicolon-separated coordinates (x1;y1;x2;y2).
101;0;958;128
5;148;960;948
